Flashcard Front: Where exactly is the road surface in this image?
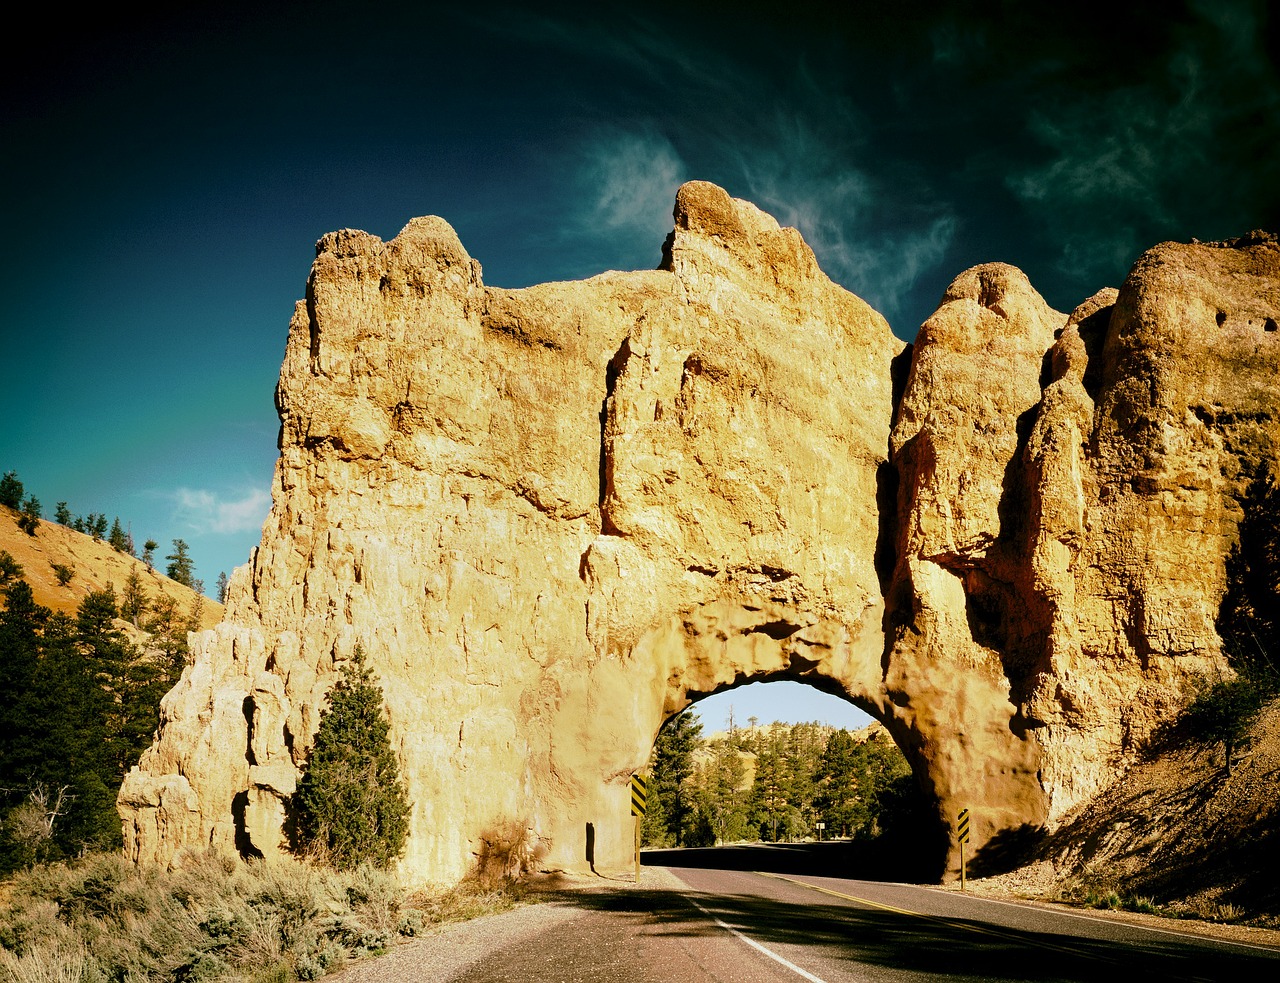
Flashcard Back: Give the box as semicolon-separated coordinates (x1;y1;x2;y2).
334;846;1280;982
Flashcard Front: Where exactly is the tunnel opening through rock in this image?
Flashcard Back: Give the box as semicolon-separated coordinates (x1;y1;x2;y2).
639;672;947;882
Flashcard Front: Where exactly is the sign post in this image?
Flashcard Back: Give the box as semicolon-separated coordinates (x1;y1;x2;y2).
957;808;970;892
630;774;648;883
815;821;825;841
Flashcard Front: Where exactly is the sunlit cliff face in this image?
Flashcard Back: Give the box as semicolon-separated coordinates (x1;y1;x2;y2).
120;187;1278;885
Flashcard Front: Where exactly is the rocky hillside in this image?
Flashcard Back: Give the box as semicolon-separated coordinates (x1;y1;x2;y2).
0;505;222;630
976;697;1280;926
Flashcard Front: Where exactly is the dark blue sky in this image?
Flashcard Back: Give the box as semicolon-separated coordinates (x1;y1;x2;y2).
3;0;1276;634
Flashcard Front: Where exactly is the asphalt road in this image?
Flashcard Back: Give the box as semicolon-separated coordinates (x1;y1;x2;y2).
339;845;1280;982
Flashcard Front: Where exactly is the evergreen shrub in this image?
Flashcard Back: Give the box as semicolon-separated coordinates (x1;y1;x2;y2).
292;647;410;870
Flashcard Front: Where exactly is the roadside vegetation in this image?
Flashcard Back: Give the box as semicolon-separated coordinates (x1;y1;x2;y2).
0;851;522;983
0;620;503;983
2;480;433;981
1054;871;1248;924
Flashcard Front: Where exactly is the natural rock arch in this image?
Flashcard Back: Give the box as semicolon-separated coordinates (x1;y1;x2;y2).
119;185;1278;885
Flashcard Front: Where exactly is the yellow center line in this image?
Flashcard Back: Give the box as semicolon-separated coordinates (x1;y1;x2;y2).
757;872;1114;963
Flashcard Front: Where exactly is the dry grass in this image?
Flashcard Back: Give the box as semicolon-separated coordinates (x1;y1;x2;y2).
0;851;525;983
1053;872;1164;916
0;509;221;628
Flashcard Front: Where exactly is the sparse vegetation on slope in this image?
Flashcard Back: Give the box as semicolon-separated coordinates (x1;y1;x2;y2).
963;696;1280;927
971;472;1280;925
0;497;220;625
1180;469;1280;774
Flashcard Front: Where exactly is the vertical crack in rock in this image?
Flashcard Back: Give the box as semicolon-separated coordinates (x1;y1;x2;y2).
231;791;263;861
243;695;257;767
598;336;630;532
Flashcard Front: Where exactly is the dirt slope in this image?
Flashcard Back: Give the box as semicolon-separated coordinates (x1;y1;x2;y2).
973;698;1280;927
0;505;222;629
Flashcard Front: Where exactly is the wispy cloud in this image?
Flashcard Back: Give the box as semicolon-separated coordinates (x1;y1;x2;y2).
170;485;272;536
578;126;686;241
467;6;749;104
483;4;961;319
727;112;957;319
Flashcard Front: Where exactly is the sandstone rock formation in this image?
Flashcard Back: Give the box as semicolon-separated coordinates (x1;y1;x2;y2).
120;182;902;882
118;183;1279;884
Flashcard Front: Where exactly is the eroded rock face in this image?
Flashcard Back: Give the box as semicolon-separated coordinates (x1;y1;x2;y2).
118;187;1279;884
884;234;1280;855
886;262;1068;849
120;182;902;882
1025;233;1280;814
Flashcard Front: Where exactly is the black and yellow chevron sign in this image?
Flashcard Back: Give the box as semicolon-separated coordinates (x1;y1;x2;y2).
630;774;649;817
957;808;971;844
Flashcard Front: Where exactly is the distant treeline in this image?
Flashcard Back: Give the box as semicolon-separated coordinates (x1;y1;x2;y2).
641;713;930;849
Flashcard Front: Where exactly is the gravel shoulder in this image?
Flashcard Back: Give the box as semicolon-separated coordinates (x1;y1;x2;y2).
325;869;687;982
948;875;1280;951
325;901;584;983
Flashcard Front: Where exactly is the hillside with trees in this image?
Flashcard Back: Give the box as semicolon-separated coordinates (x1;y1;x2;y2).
0;485;224;872
0;472;221;626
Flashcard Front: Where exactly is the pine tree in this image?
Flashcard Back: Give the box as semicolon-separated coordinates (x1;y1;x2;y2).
1;589;120;866
145;593;189;681
292;647;410;869
187;588;204;631
120;568;149;626
142;539;158;572
815;729;860;836
0;581;48;788
166;539;194;587
692;736;750;845
749;727;796;841
17;496;41;535
215;571;229;605
74;587;161;787
108;517;128;552
54;502;71;526
22;612;119;856
0;471;23;510
0;550;22;588
642;710;703;847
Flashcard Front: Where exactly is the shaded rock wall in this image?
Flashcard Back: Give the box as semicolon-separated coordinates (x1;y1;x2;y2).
119;185;1279;883
884;234;1280;857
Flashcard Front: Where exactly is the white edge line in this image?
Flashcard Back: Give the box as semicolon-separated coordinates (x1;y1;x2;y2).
929;889;1280;956
688;897;829;983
